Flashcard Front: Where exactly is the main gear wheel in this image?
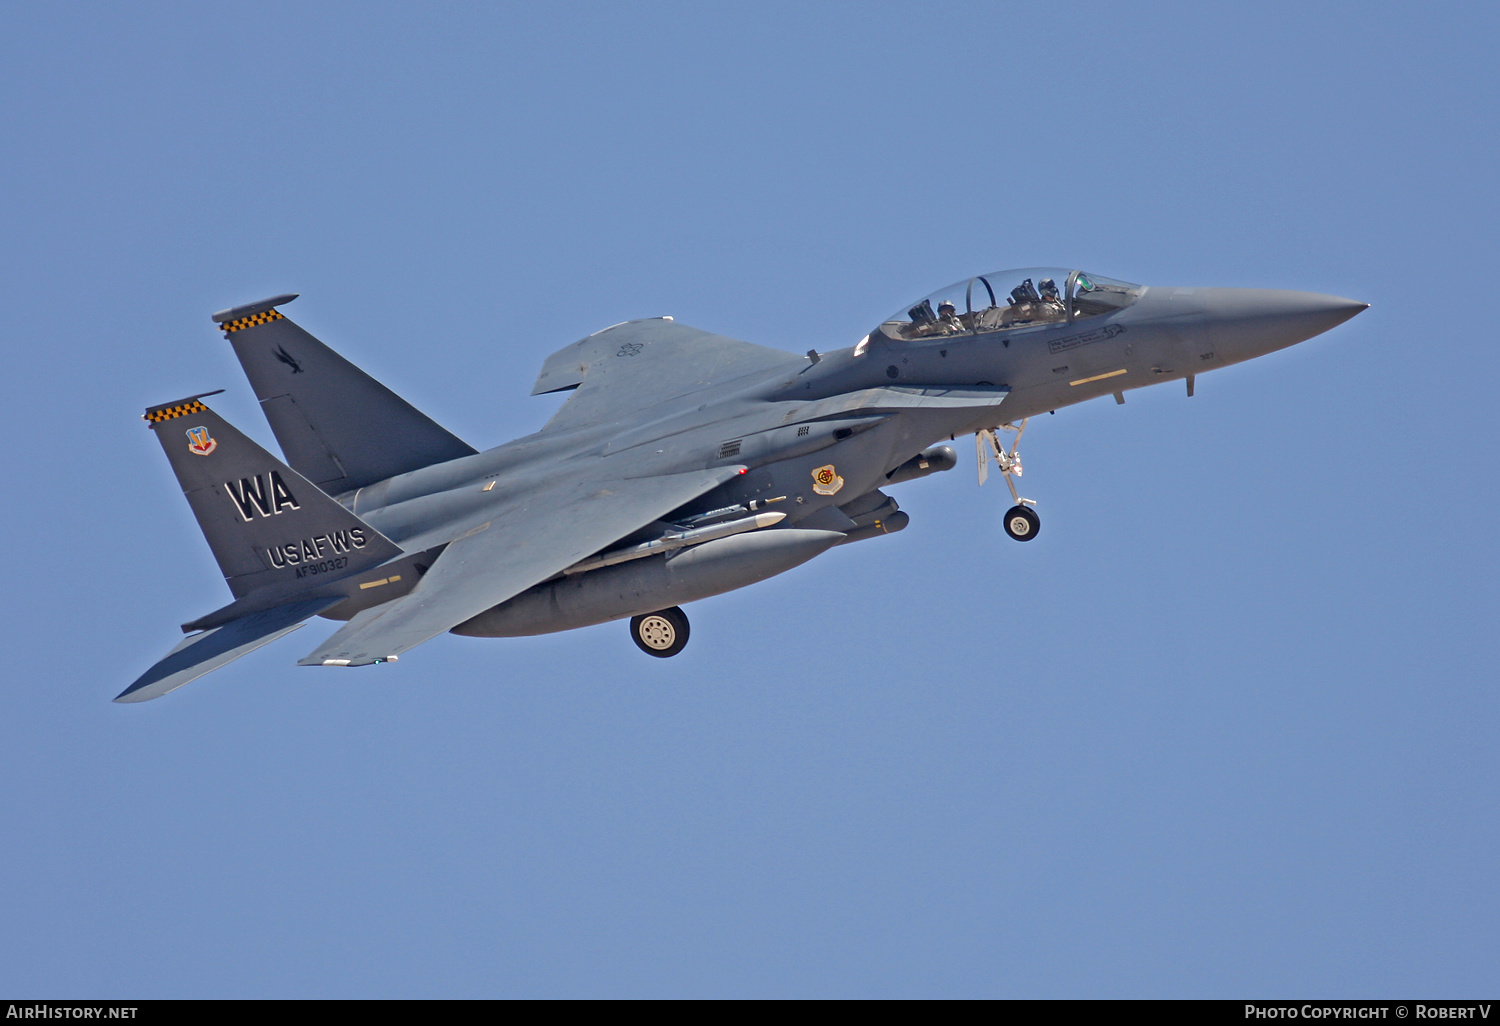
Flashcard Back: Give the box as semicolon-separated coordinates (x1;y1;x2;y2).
629;606;690;657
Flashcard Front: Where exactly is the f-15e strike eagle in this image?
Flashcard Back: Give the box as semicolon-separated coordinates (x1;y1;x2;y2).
118;269;1366;702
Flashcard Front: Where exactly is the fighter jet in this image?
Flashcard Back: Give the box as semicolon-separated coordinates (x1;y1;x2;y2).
117;269;1366;702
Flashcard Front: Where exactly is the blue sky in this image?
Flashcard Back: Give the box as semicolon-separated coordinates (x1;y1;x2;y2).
1;1;1495;997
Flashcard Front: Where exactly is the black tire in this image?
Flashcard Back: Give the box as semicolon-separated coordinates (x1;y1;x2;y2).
1002;505;1040;542
629;606;690;657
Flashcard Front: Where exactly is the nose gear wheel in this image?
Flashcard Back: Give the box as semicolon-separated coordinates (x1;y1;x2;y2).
1003;504;1040;541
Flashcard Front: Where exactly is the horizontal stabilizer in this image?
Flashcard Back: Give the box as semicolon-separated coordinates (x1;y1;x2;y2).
116;597;342;703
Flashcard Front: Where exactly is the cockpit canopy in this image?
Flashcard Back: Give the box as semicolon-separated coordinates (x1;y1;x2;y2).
868;268;1141;346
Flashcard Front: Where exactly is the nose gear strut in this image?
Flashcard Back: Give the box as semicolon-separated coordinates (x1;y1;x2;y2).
977;420;1040;542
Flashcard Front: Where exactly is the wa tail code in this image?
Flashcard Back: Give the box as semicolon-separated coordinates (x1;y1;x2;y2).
224;471;300;521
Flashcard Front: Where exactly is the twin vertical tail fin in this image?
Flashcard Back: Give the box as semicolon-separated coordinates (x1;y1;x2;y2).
118;397;407;702
213;295;477;494
144;394;403;599
122;292;472;702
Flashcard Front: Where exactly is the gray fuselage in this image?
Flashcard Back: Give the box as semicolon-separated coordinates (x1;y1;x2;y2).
327;285;1364;635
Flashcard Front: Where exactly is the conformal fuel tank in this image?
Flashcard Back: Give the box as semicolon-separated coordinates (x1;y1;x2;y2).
452;528;845;638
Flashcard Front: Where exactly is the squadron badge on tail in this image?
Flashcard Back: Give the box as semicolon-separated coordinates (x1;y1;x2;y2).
186;425;217;456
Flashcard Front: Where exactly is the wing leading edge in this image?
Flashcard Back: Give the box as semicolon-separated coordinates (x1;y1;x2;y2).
299;465;747;666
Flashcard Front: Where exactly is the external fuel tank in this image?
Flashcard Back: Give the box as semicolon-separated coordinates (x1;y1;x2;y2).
452;528;844;638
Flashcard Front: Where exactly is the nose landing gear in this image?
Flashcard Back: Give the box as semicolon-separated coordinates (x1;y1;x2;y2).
978;420;1040;542
629;606;690;657
1002;504;1040;541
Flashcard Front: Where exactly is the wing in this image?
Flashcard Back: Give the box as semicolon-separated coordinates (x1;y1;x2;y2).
298;465;745;666
531;319;801;432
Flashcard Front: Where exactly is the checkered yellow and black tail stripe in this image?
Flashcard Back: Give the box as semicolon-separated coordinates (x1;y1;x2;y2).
142;390;224;426
218;309;284;334
144;400;207;424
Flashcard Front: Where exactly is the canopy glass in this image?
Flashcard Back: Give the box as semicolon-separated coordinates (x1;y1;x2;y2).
869;268;1141;345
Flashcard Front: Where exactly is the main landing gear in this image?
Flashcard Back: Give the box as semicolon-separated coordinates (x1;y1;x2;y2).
629;606;690;657
977;419;1041;542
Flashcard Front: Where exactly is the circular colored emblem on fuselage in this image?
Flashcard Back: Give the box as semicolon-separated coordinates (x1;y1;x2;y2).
811;464;844;496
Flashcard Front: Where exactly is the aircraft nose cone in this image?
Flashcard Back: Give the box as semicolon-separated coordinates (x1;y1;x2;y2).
1201;289;1368;356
